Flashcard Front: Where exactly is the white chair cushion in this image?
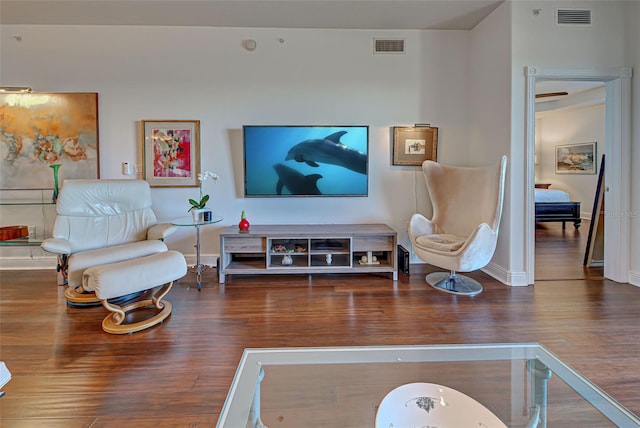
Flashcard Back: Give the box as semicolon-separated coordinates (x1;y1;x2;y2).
416;234;466;252
68;240;168;288
83;250;187;300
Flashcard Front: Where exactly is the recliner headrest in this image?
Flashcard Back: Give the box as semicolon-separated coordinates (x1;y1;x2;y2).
56;179;152;217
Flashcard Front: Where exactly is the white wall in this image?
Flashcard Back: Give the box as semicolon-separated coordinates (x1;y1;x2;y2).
2;1;637;287
508;0;632;284
469;1;515;284
536;102;605;218
0;25;470;268
627;1;640;285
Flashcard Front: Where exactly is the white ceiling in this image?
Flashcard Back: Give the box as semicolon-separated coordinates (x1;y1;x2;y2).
535;80;606;114
536;80;604;96
535;80;605;103
3;1;604;102
0;0;504;30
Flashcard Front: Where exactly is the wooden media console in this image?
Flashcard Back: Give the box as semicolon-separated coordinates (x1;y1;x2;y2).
219;224;397;283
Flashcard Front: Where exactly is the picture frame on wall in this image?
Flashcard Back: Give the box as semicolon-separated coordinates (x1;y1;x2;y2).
392;126;438;166
142;120;200;187
0;92;100;190
555;142;597;174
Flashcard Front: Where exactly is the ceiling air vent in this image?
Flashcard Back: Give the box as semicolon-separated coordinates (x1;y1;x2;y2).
374;38;405;54
556;8;592;26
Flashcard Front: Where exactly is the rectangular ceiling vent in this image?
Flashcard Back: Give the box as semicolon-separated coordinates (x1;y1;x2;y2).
556;8;592;26
374;38;405;54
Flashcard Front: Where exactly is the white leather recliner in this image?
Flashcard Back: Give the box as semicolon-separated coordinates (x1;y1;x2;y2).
408;156;507;296
41;179;178;305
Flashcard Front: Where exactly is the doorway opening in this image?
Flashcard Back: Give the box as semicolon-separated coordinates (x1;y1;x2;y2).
524;67;632;285
533;80;605;281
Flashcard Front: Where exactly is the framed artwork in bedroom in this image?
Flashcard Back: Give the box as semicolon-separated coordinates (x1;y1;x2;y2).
555;142;597;174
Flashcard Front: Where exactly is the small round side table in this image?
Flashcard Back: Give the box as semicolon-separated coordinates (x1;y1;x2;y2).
171;215;223;290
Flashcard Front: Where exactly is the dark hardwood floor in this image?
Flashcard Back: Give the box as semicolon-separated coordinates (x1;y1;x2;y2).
1;234;639;426
535;219;604;281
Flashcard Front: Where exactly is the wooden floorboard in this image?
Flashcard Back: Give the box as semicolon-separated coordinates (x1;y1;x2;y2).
1;229;639;426
535;219;604;280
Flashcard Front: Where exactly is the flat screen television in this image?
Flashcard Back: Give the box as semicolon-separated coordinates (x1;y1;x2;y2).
243;125;369;197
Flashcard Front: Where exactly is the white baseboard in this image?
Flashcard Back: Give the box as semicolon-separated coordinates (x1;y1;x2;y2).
1;254;624;288
0;255;57;270
482;262;529;287
410;260;526;287
183;253;219;269
629;270;640;287
0;253;222;271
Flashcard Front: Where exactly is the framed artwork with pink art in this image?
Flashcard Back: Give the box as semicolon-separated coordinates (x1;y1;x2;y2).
142;120;200;187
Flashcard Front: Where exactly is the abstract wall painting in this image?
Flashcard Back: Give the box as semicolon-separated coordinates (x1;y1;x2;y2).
0;92;99;190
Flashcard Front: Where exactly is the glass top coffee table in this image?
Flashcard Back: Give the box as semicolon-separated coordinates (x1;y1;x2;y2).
217;343;640;427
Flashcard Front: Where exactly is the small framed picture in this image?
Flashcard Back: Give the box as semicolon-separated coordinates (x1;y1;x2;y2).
142;120;200;187
392;126;438;166
555;142;597;174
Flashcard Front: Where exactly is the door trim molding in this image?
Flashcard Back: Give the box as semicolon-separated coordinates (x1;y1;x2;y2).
524;66;633;284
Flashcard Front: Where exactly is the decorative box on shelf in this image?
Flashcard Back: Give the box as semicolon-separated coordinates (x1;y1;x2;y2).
0;225;28;241
0;190;57;246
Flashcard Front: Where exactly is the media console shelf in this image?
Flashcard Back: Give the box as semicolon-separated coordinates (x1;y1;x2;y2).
219;224;397;283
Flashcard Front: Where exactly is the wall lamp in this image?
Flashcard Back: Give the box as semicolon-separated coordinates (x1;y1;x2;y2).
0;87;32;93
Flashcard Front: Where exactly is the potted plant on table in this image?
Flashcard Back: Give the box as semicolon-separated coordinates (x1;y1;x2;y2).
189;170;219;222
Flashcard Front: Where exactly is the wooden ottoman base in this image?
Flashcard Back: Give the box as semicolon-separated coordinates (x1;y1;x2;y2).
64;287;100;306
101;283;173;334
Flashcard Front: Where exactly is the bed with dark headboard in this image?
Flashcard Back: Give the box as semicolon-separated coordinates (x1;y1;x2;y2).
535;188;581;229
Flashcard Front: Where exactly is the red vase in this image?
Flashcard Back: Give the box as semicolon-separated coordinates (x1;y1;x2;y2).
239;211;250;231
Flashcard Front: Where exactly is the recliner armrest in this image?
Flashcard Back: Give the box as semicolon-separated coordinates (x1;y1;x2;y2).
41;238;72;255
147;223;178;241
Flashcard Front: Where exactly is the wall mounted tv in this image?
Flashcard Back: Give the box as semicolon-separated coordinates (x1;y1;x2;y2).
243;125;369;197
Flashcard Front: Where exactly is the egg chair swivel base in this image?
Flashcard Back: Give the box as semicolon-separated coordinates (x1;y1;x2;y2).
426;271;483;296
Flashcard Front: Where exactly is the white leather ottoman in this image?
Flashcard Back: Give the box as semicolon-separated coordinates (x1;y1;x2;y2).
82;250;187;334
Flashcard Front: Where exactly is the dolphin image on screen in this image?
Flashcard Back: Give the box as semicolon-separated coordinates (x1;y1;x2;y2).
285;131;366;175
273;163;323;195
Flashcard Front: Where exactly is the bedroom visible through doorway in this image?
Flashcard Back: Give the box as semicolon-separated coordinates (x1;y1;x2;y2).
533;79;605;281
